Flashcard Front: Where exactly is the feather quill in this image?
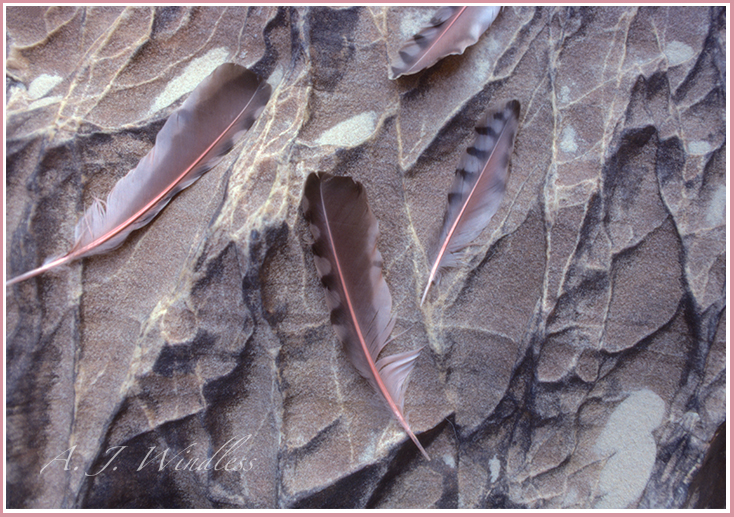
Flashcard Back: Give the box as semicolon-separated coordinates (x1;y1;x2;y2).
389;6;501;80
302;172;430;460
7;63;271;286
421;100;520;305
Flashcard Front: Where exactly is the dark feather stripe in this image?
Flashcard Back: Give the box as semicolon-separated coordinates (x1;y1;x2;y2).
476;125;499;138
467;146;491;161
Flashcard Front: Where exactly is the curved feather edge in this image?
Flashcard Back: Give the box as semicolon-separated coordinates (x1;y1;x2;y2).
302;172;430;460
421;100;520;305
389;6;501;80
7;63;271;286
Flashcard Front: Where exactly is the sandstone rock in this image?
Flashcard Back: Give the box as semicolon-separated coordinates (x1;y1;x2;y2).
5;6;726;509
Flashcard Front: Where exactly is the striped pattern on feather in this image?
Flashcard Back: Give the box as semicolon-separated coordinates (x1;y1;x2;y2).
389;6;501;80
422;100;520;305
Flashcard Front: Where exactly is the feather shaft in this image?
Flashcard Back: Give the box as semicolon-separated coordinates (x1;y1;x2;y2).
303;172;430;460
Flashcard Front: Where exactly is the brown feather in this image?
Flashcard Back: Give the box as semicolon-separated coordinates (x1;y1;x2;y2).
302;172;430;460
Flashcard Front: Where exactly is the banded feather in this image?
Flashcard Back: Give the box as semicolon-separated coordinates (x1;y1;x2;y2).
422;100;520;305
302;172;430;460
389;6;501;80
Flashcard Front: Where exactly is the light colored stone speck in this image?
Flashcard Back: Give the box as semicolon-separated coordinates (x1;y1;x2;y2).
561;125;578;153
28;73;63;99
442;454;456;468
316;112;378;148
594;389;665;509
688;140;712;155
706;184;726;227
665;41;695;67
150;47;230;115
488;455;501;483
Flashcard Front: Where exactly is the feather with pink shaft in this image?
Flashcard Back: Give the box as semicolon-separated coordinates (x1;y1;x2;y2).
8;63;271;286
389;6;501;80
422;100;520;305
302;172;430;460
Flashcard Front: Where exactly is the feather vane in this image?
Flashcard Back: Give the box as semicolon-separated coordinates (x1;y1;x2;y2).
302;172;430;460
421;100;520;305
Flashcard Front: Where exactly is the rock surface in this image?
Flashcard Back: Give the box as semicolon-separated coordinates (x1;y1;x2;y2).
5;6;727;509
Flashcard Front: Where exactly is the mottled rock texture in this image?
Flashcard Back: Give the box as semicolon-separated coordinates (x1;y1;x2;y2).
5;6;727;509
